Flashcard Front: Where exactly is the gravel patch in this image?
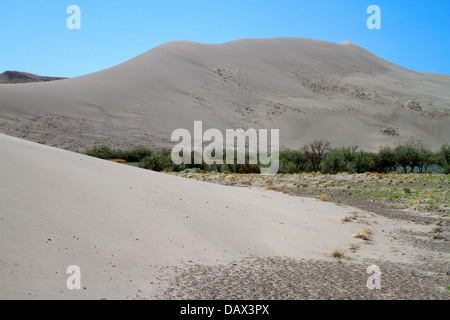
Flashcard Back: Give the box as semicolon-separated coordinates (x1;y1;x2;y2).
160;257;450;300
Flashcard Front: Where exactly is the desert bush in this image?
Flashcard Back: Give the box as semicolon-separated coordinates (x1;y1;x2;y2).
140;149;175;172
120;146;153;162
374;146;397;173
417;147;435;173
320;149;346;174
353;229;372;241
220;150;261;174
436;144;450;174
278;161;298;174
353;150;376;173
303;139;330;172
84;145;153;162
278;150;308;173
320;146;362;174
83;143;449;175
237;163;261;174
84;145;121;160
394;144;421;173
331;248;346;259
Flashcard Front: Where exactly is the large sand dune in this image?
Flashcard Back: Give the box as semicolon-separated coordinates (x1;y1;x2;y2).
0;38;449;151
1;134;433;299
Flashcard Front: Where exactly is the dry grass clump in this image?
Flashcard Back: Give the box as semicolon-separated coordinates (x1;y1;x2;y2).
430;227;443;234
109;159;126;163
265;185;281;192
319;194;329;201
264;183;295;196
342;216;353;223
331;248;346;259
353;228;372;241
342;212;358;223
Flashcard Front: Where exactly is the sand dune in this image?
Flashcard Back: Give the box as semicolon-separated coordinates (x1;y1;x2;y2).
0;133;429;299
0;38;448;151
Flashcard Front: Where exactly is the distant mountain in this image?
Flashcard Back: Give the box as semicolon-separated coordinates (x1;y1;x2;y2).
0;38;448;151
0;71;67;84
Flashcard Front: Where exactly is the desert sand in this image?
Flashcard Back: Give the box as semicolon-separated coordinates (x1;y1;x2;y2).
0;134;447;299
0;38;449;151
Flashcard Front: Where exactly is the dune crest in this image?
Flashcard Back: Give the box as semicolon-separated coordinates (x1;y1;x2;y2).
0;38;448;151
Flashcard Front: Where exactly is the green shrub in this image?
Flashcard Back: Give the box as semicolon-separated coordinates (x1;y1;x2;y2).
374;147;397;173
84;145;152;162
84;145;121;160
279;150;308;173
417;147;435;173
320;146;358;174
82;143;448;175
279;161;299;174
353;151;376;173
140;149;174;172
320;148;347;174
237;163;260;174
436;144;450;174
120;147;153;162
395;144;421;173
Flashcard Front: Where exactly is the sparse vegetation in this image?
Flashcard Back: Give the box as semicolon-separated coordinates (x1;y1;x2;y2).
353;229;372;241
342;212;358;223
171;171;449;217
303;139;331;172
436;144;450;174
109;159;126;163
82;141;448;174
265;185;282;192
331;248;346;259
140;149;177;172
83;145;153;162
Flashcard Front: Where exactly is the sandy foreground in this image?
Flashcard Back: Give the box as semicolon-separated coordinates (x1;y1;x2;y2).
0;134;448;299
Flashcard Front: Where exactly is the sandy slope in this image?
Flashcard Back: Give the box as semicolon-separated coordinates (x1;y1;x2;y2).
0;38;449;151
0;134;430;299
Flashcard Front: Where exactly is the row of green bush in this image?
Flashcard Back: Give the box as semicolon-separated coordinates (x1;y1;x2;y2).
83;145;153;162
140;149;263;173
319;145;447;174
281;144;449;174
82;143;450;174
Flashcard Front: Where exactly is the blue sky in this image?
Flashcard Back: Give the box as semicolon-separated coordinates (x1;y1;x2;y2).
1;0;449;78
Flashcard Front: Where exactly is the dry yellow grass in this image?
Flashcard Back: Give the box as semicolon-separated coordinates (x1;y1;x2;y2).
353;228;372;241
109;159;126;163
331;248;346;259
265;185;281;192
319;194;329;201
